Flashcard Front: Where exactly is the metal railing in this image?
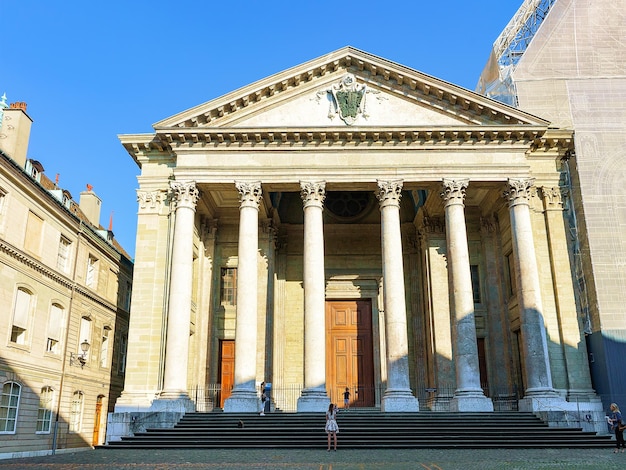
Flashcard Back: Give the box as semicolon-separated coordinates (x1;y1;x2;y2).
189;383;522;413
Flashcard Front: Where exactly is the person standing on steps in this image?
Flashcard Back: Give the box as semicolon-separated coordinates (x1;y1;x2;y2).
609;403;625;453
343;387;351;410
325;402;339;451
259;381;268;416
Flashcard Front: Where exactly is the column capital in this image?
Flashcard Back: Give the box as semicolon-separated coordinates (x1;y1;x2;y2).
539;186;567;211
170;181;199;210
376;179;403;209
235;181;262;209
137;189;167;213
503;178;535;208
300;181;326;209
440;178;469;207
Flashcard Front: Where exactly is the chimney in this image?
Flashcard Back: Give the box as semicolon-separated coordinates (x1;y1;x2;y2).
0;101;33;168
79;184;102;227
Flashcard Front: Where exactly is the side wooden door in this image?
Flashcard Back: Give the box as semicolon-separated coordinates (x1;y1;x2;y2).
219;340;235;408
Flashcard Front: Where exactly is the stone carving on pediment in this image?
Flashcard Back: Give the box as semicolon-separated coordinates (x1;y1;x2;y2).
316;73;381;125
137;189;167;212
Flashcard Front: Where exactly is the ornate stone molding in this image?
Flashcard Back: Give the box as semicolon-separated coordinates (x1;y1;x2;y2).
376;180;403;209
440;178;469;207
170;181;199;211
503;178;535;208
235;181;262;209
300;181;326;209
137;190;167;212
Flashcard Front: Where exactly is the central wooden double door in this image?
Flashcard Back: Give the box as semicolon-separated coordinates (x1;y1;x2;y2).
326;300;375;408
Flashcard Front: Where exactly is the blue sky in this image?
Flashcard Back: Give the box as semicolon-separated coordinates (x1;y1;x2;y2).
1;0;522;258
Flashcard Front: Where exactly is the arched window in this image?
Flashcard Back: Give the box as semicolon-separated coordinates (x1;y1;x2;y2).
0;382;21;433
46;303;65;354
69;391;84;432
36;386;54;433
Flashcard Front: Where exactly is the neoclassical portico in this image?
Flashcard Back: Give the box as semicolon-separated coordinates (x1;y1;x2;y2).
111;47;603;439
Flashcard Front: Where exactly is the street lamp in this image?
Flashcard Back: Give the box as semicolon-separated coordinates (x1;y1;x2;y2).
70;340;90;368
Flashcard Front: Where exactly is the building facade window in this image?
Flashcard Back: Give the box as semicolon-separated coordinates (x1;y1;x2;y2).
68;391;83;433
0;187;7;233
0;382;21;434
46;303;64;354
470;264;481;304
57;236;71;272
504;252;516;299
86;255;99;288
11;287;33;345
220;267;237;306
24;211;44;256
118;334;127;376
36;386;54;433
78;317;92;363
100;326;111;368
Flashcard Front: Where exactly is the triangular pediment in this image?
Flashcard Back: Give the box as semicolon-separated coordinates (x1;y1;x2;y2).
155;47;548;130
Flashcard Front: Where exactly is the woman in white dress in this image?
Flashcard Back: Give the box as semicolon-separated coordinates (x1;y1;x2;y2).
325;403;339;451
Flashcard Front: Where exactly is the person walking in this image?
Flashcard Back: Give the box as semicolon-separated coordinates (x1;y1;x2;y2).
609;403;625;453
325;402;339;451
343;387;351;410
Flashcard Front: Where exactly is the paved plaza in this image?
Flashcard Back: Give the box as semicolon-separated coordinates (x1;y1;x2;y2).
0;447;622;470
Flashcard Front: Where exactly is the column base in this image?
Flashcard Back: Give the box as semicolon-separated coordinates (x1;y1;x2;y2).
223;389;260;413
381;389;419;412
450;392;494;412
518;392;569;413
297;389;330;412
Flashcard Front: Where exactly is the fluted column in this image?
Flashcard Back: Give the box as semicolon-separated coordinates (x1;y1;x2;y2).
441;179;493;412
224;181;262;412
376;180;419;412
297;181;330;412
160;181;198;408
504;178;563;411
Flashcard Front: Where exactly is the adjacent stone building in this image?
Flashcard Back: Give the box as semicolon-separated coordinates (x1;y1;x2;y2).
477;0;626;409
111;46;603;439
0;97;133;458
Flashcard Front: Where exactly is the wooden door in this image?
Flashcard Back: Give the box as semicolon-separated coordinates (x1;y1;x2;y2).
92;396;103;445
326;300;374;408
219;340;235;408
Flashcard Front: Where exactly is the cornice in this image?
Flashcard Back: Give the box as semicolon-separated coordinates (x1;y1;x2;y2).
0;240;121;314
142;126;572;152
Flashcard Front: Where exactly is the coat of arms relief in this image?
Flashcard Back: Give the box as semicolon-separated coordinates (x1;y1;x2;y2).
316;74;381;125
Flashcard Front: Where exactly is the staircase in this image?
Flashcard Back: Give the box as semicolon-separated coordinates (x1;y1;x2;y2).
104;411;612;449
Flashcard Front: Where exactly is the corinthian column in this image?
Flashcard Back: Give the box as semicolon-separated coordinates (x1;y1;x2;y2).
224;181;262;412
504;178;563;412
441;179;493;412
160;181;198;411
297;181;330;412
376;180;419;412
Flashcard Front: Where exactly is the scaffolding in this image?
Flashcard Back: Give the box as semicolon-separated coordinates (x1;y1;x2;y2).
476;0;556;106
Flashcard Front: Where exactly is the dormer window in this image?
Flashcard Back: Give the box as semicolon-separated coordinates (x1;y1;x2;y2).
25;159;45;183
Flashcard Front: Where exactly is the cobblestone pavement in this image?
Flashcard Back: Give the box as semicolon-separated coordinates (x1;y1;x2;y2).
0;447;622;470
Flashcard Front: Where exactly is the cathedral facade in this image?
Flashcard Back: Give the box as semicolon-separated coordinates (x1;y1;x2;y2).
110;47;603;439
